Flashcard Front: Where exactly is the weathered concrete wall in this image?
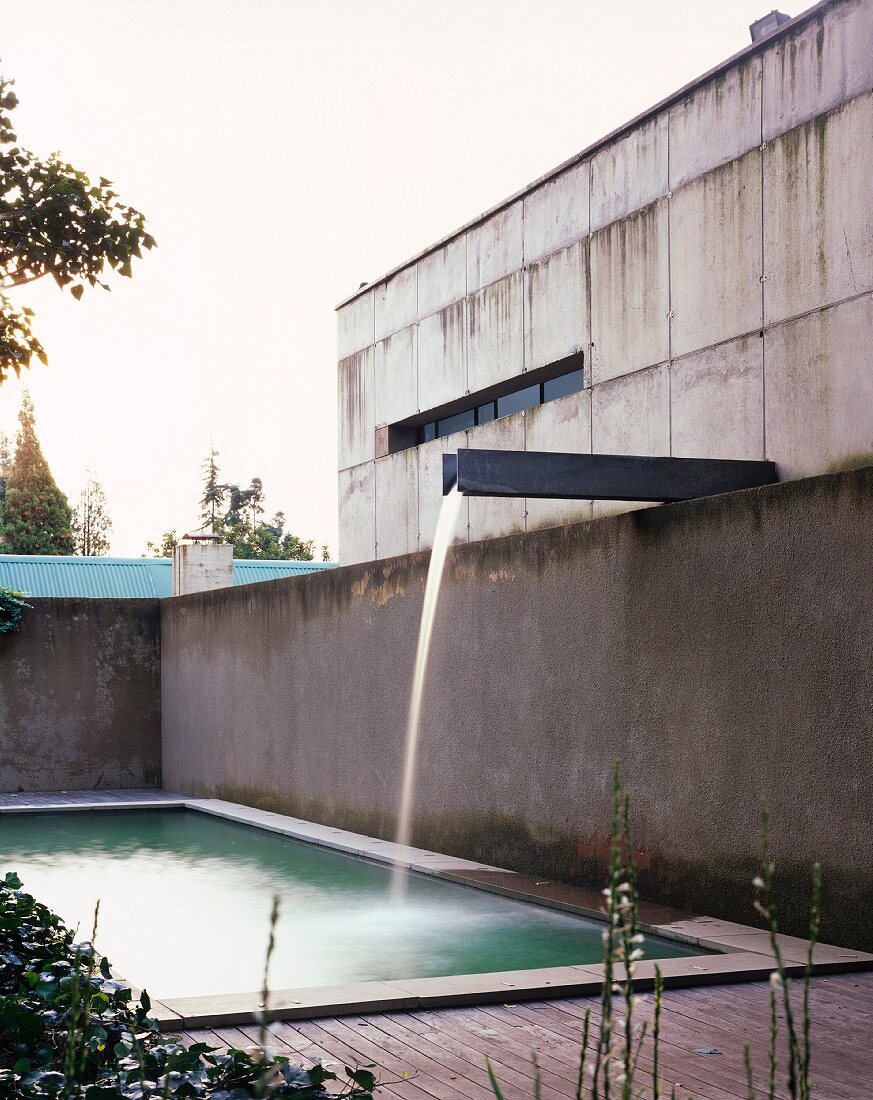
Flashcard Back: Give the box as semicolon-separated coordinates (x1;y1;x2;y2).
337;0;873;564
163;468;873;948
0;599;161;791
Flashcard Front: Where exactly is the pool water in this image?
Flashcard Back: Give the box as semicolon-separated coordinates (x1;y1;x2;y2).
0;810;699;998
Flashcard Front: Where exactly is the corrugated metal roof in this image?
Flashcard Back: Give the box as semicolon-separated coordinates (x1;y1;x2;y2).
0;555;338;599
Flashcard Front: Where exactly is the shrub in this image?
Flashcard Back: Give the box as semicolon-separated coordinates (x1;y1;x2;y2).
0;588;29;636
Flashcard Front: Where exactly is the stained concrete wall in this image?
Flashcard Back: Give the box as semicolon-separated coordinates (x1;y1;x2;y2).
0;599;161;791
337;0;873;564
162;467;873;948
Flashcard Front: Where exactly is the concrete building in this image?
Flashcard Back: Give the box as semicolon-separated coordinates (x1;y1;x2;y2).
336;0;873;565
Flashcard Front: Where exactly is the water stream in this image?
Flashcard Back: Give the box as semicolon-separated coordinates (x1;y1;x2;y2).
390;484;463;899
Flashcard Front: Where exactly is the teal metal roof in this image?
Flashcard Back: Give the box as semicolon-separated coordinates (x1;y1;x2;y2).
0;555;338;599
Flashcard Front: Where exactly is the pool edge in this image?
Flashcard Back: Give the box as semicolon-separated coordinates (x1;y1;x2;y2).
3;790;871;1028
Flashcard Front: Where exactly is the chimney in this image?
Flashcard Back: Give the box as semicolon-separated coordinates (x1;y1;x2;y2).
172;533;233;596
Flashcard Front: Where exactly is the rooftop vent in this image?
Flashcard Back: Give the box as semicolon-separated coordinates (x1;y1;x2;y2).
750;9;791;41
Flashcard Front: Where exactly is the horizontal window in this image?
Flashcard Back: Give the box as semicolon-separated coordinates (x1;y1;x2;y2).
415;355;584;446
497;382;541;418
438;409;475;437
543;368;583;402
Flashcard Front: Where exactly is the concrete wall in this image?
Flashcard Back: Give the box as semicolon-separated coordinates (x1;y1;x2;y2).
162;467;873;948
337;0;873;564
0;599;161;791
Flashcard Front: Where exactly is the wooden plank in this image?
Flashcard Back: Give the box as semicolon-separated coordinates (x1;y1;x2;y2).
357;1011;572;1100
173;974;873;1100
294;1016;472;1100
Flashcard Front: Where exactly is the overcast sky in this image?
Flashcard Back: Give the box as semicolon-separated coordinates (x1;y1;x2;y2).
2;0;775;557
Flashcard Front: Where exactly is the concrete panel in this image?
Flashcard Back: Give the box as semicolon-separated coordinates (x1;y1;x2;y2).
337;346;375;470
591;112;667;231
524;390;593;531
336;288;375;360
338;460;376;566
590;199;669;384
374;325;417;428
375;449;419;559
375;266;417;343
763;0;873;142
591;362;670;518
671;334;764;460
417;433;469;551
466;414;526;542
523;161;589;264
0;599;161;792
417;302;466;413
670;149;763;359
764;295;873;479
417;237;466;319
764;93;873;327
466;271;524;394
524;241;589;374
669;56;762;190
466;202;523;293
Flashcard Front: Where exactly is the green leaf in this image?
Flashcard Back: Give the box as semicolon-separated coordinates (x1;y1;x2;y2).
486;1059;507;1099
70;284;84;300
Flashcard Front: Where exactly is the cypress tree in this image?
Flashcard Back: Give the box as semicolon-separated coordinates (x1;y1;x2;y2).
2;392;73;554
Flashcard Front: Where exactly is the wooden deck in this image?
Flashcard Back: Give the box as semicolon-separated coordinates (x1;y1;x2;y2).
180;973;873;1099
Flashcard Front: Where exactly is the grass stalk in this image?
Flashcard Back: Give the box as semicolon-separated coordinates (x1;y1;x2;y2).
652;966;663;1100
257;894;281;1098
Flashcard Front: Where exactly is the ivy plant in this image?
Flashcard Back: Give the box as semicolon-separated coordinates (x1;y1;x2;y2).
0;588;29;636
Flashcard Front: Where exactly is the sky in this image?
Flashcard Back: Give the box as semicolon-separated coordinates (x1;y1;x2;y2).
1;0;775;557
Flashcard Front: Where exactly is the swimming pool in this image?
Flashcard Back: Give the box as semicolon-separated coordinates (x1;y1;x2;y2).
0;808;698;1000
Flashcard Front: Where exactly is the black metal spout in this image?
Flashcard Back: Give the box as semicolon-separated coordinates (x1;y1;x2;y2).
443;449;777;502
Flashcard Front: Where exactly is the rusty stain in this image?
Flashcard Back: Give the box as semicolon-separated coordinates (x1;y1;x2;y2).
577;832;653;873
351;571;372;598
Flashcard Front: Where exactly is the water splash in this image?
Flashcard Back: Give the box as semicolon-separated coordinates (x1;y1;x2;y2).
390;485;463;899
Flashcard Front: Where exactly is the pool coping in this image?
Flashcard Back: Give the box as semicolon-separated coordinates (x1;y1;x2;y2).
3;792;871;1030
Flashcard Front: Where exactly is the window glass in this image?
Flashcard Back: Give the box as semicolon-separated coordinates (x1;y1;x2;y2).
476;401;497;425
497;383;541;419
437;409;475;437
543;369;583;403
418;422;437;444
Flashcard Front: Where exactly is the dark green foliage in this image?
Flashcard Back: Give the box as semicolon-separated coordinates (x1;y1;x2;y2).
0;587;29;635
2;393;73;555
195;452;316;561
0;872;377;1099
144;532;178;559
0;73;155;382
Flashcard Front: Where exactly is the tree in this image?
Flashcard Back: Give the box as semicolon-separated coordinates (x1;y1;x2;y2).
145;530;178;558
147;454;320;560
200;447;225;530
0;72;155;382
1;391;73;554
71;472;111;556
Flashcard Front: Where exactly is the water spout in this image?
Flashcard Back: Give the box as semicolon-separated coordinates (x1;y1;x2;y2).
390;484;463;899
